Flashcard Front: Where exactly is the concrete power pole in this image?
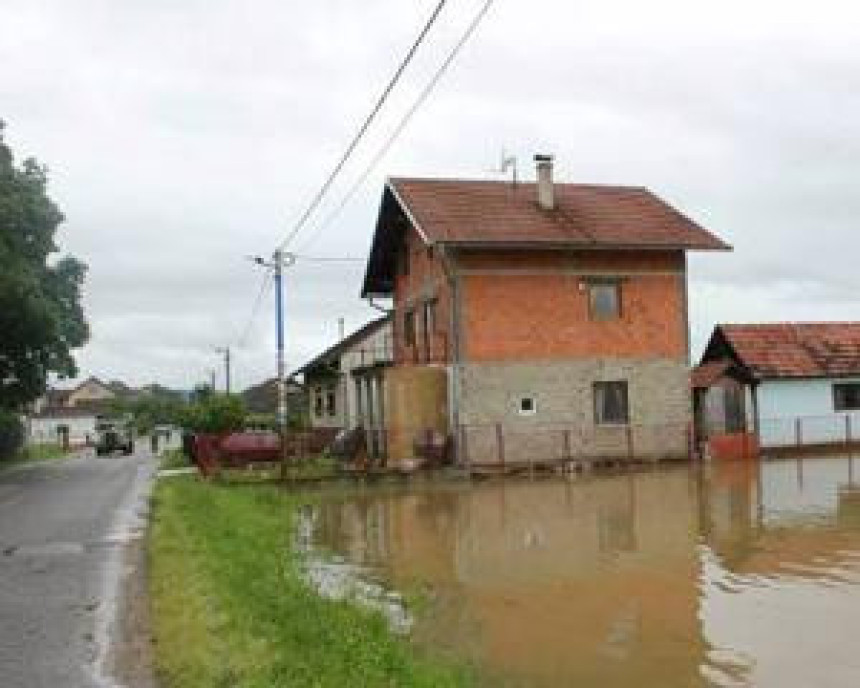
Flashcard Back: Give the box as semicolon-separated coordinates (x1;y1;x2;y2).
216;346;231;394
253;249;295;479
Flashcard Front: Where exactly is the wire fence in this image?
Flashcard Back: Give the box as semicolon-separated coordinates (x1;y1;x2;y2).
352;419;693;470
757;412;860;450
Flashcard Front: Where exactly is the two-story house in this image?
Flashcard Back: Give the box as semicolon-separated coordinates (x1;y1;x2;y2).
361;156;730;465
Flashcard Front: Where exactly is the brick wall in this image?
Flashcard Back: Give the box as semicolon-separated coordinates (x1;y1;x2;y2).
392;227;452;364
458;249;687;362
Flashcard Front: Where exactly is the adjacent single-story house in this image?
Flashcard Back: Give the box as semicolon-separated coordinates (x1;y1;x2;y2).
694;323;860;449
294;316;393;454
27;376;118;447
27;407;97;448
361;155;730;466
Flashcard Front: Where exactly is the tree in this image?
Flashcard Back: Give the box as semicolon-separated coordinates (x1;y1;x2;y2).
0;121;88;409
180;393;246;434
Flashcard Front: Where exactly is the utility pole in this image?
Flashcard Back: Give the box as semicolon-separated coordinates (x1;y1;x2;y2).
253;250;295;479
209;368;216;392
216;346;231;394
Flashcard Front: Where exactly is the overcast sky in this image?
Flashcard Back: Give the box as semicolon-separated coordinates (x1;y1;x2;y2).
2;0;859;391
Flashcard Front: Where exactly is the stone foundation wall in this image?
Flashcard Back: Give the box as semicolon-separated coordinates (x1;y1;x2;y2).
457;358;691;465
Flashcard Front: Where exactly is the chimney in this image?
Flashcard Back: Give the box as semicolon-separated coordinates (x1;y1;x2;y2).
534;154;554;210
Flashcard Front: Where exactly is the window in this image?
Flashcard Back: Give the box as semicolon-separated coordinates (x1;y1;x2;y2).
423;299;437;335
404;309;416;347
422;299;437;360
834;383;860;411
518;396;537;416
594;381;629;424
326;388;337;416
314;387;323;417
588;280;621;321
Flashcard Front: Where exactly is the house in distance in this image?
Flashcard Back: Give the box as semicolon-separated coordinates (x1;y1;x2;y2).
694;323;860;451
361;155;730;465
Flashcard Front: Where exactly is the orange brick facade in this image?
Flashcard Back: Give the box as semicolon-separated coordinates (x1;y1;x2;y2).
391;227;688;366
460;250;687;362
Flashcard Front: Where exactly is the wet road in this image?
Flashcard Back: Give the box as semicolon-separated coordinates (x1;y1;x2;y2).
0;448;155;688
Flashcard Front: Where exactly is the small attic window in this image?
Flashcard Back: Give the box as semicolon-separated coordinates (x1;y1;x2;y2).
518;396;537;416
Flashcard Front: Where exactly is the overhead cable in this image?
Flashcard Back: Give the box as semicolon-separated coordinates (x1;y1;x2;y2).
277;0;449;252
294;0;496;255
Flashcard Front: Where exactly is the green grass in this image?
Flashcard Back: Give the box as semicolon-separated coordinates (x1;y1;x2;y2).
148;478;473;688
159;448;190;470
1;442;70;470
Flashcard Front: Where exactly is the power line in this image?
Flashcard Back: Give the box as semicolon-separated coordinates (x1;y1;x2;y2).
277;0;449;252
291;253;365;264
237;268;273;348
294;0;496;255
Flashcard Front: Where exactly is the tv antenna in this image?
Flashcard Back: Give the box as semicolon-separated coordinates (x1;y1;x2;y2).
496;149;518;186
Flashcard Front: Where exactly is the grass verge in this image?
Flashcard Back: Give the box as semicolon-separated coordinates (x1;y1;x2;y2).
149;477;472;688
1;442;70;471
159;448;190;471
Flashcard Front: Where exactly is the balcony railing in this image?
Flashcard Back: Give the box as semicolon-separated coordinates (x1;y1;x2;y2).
395;331;449;365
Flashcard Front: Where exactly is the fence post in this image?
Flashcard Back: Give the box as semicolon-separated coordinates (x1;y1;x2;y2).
495;422;505;468
846;414;852;446
795;417;803;447
563;429;572;462
625;424;634;462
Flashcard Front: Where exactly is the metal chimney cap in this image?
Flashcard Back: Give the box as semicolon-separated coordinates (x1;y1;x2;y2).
534;153;554;163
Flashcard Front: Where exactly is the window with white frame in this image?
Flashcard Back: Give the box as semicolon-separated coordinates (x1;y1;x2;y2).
518;396;537;416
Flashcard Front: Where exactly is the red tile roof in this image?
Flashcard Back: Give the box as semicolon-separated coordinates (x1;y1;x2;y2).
389;178;730;250
691;360;733;389
719;323;860;379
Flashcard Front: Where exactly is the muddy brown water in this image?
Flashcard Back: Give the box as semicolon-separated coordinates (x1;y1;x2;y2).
305;456;860;687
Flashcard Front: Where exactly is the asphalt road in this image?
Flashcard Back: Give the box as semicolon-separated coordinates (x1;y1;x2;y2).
0;447;156;688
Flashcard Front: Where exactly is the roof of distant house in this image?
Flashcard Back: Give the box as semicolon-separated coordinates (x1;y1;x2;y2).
31;407;98;420
703;323;860;380
294;316;391;377
362;178;730;296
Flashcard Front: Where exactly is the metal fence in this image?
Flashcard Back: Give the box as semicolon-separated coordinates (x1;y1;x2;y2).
758;412;860;450
362;419;693;470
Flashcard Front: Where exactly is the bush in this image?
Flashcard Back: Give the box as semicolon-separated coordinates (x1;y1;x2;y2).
180;393;246;434
0;410;24;460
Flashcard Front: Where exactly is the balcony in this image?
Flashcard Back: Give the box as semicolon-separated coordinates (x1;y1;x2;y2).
395;331;449;365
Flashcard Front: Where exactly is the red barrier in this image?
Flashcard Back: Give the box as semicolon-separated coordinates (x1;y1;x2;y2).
191;429;339;477
708;432;759;461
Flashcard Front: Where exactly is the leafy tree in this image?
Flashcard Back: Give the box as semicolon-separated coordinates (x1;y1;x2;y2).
180;393;246;434
0;409;24;460
0;121;88;409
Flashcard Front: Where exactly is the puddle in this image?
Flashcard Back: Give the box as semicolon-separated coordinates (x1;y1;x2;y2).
304;457;860;687
295;504;413;634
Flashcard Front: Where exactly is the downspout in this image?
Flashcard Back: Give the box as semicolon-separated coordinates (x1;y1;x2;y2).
438;244;463;458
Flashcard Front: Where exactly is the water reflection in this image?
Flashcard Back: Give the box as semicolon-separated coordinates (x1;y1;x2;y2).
308;456;860;687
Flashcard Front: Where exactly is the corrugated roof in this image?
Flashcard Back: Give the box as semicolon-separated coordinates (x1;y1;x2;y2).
390;178;730;249
718;323;860;379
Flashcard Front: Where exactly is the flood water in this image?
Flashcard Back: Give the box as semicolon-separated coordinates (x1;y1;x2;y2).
306;456;860;687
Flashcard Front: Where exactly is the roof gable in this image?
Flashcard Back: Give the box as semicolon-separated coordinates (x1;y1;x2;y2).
295;316;391;377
